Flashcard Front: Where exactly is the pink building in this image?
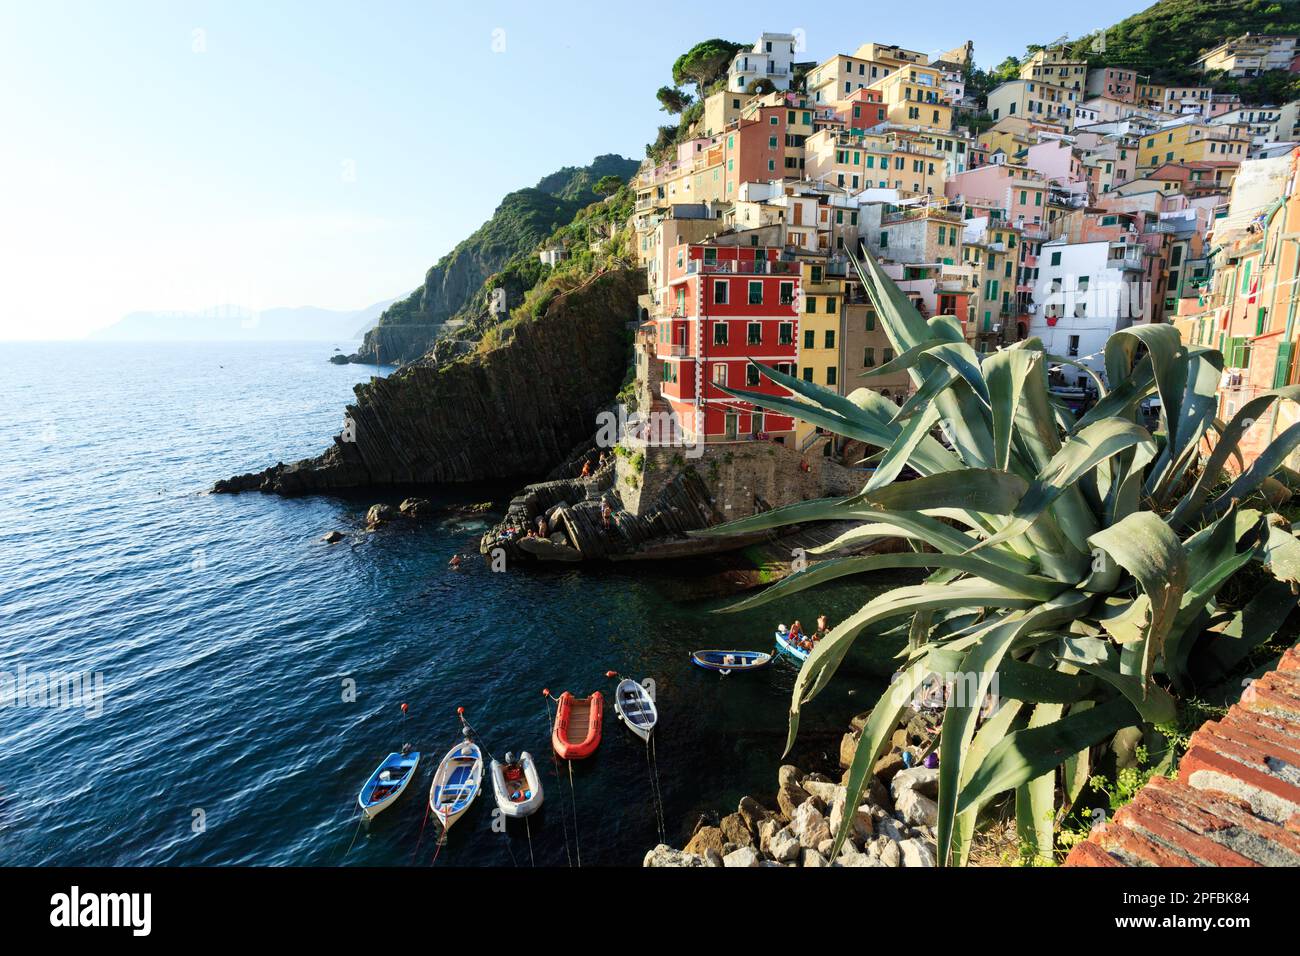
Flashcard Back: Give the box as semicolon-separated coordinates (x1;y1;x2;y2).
946;164;1050;232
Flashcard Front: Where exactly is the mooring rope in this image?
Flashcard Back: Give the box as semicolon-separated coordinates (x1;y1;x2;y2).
567;758;583;868
646;735;667;845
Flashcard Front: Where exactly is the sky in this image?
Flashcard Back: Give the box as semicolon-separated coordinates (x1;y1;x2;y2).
0;0;1147;340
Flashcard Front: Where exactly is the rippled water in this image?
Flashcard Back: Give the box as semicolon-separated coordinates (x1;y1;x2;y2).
0;341;904;866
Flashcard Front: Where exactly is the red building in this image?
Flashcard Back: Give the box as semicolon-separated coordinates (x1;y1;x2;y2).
658;244;801;442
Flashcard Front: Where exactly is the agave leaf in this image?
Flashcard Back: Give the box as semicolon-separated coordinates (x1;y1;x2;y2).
1169;385;1300;529
1046;354;1107;397
952;697;1025;866
1150;349;1223;503
716;552;1064;613
830;655;934;858
690;495;863;538
861;338;945;378
973;420;1156;551
869;401;943;490
955;696;1139;814
863;469;1028;515
1061;699;1096;812
1018;698;1066;865
996;658;1097;703
1263;524;1300;584
1060;660;1177;723
934;589;1092;865
985;349;1038;472
1202;420;1300;521
1088;512;1189;689
785;582;1042;756
889;367;954;423
1104;324;1187;448
1198;578;1298;676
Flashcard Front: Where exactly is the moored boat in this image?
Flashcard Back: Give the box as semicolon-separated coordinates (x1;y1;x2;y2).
551;691;603;759
613;678;657;741
774;629;810;662
428;738;483;830
357;747;420;819
489;751;544;818
690;649;773;675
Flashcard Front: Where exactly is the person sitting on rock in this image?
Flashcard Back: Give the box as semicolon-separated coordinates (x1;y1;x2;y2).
448;554;461;569
581;459;592;478
601;498;612;531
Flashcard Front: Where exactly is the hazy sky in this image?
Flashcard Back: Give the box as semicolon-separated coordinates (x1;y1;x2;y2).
0;0;1144;339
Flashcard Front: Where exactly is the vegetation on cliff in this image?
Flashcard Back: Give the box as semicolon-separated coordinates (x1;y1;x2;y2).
351;153;638;363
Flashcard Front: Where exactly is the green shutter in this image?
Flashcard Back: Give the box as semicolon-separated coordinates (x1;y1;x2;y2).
1275;341;1295;388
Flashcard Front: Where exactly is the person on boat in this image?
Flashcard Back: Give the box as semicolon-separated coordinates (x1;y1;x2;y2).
789;620;809;649
814;614;830;643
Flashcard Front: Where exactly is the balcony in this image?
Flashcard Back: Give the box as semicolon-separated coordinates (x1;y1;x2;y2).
685;259;799;275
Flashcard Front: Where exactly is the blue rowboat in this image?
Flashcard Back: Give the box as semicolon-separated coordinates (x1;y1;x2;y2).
775;629;810;663
357;748;420;819
690;649;773;675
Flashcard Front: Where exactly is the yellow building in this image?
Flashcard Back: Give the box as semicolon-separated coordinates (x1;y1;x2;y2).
794;261;846;448
701;89;747;137
962;222;1021;346
808;52;895;105
1137;119;1251;169
1019;47;1088;93
872;65;953;131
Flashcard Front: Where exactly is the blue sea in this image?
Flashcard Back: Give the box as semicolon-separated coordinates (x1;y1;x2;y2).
0;341;898;866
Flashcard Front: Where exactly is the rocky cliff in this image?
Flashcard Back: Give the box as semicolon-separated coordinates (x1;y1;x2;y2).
215;268;644;493
342;154;639;366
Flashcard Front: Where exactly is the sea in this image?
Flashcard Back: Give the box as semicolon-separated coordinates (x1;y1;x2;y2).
0;340;904;866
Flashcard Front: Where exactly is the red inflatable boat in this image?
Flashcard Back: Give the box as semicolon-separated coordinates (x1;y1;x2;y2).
552;691;603;760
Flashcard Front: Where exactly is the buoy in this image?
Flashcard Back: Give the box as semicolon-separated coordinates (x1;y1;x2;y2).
456;706;464;716
542;688;550;697
604;670;617;678
401;703;409;714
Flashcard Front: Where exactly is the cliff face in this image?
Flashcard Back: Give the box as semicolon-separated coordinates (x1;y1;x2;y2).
216;268;645;493
344;154;639;366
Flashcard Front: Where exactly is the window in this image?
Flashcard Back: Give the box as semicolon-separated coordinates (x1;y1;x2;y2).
826;367;837;386
713;323;728;346
713;281;728;304
748;281;763;305
864;347;875;367
824;330;835;349
865;310;876;331
746;365;761;387
747;322;762;345
1068;335;1080;357
806;295;817;313
880;231;889;248
882;347;894;364
712;364;727;385
803;329;815;349
778;322;794;345
826;297;837;312
802;367;813;382
779;281;794;305
1050;251;1062;266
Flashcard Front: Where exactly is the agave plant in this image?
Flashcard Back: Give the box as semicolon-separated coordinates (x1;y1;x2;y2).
703;248;1300;866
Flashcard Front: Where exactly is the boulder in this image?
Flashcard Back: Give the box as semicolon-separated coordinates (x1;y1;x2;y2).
835;848;884;867
817;837;835;857
803;772;835;785
643;844;705;867
719;813;754;848
758;817;781;855
398;497;434;518
776;782;811;819
704;848;724;868
839;731;860;768
800;848;829;868
790;801;831;849
683;826;726;858
829;794;875;847
365;503;396;527
777;764;804;788
874;836;901;868
722;846;762;868
800;779;842;805
895;788;939;828
899;838;937;868
322;530;344;543
737;795;774;832
891;766;940;801
768;826;801;863
876;815;911;843
873;751;905;785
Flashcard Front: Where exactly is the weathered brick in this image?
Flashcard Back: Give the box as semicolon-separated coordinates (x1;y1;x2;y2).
1181;743;1300;825
1063;840;1122;867
1140;776;1300;864
1115;803;1259;866
1098;823;1198;866
1200;718;1300;768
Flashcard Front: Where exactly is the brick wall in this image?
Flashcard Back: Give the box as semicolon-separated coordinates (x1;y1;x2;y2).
1065;645;1300;867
